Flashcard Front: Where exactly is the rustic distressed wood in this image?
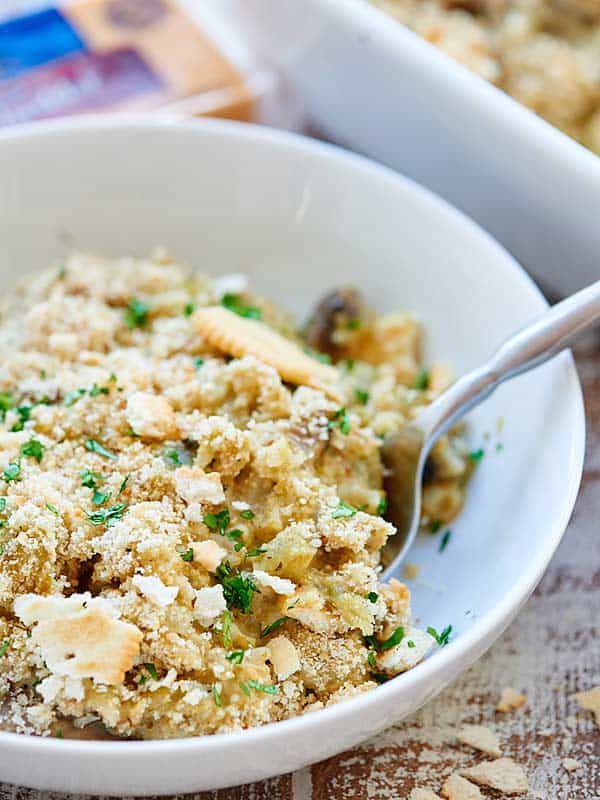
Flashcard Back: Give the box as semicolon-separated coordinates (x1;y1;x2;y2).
2;336;599;800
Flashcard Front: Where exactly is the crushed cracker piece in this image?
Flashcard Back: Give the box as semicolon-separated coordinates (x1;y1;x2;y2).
125;391;178;440
461;758;529;795
441;773;484;800
496;687;527;713
562;757;581;772
573;686;600;727
409;789;442;800
457;723;502;757
192;306;341;399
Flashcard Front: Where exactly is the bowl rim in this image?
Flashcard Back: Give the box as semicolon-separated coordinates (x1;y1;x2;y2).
0;114;586;759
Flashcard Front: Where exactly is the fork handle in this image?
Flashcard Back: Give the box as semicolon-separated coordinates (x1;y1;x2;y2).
419;278;600;443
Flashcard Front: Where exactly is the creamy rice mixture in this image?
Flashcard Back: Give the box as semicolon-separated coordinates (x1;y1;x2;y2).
373;0;600;155
0;252;469;740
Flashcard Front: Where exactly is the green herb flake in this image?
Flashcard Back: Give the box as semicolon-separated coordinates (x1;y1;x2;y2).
367;651;377;669
366;591;378;603
221;609;233;648
221;293;262;320
380;626;405;652
0;640;9;657
304;346;332;365
164;449;182;467
377;494;388;517
407;640;416;648
212;685;222;706
329;407;351;435
226;650;244;665
261;617;288;638
215;561;258;614
414;369;430;390
85;503;128;527
80;469;105;489
332;500;357;519
346;318;362;330
0;498;6;512
0;393;14;421
469;448;485;462
118;475;129;495
245;547;266;557
10;405;31;431
180;548;194;563
194;357;204;369
354;388;370;405
89;383;109;397
84;439;117;459
184;302;196;317
3;462;21;483
124;298;150;329
46;504;59;515
204;508;230;534
144;662;159;681
439;530;452;553
21;439;44;463
430;520;442;534
427;624;453;647
243;680;277;695
92;489;110;506
239;681;251;697
240;509;254;520
496;442;504;452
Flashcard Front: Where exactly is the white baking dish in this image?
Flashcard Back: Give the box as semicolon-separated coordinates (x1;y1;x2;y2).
220;0;600;296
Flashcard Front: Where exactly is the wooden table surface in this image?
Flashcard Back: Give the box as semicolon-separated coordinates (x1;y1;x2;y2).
3;337;599;800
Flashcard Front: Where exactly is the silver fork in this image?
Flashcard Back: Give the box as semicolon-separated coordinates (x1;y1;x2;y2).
381;278;600;579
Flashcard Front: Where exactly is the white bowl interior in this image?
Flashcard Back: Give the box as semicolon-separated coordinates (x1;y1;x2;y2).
0;118;584;795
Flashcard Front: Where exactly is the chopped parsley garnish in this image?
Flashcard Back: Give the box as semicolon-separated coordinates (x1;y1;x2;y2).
64;388;86;407
212;685;222;706
245;548;266;557
144;663;159;681
407;640;416;648
118;475;129;495
366;592;378;603
332;500;357;519
0;393;14;421
469;448;485;462
372;673;389;684
344;358;355;371
346;318;362;330
430;520;442;534
194;357;204;369
89;383;109;397
84;439;117;459
427;624;453;647
204;508;230;535
184;302;196;317
377;494;387;517
180;548;194;563
0;498;6;512
46;504;59;515
0;640;9;657
124;298;150;329
240;509;254;520
355;388;370;405
215;561;258;614
329;407;351;435
164;449;182;467
414;369;430;390
226;650;244;665
221;293;262;320
10;405;31;431
439;530;452;553
367;651;377;669
242;680;277;695
261;617;288;638
221;610;232;648
3;462;21;483
304;346;332;365
80;469;105;489
21;439;44;463
85;503;128;527
365;626;404;652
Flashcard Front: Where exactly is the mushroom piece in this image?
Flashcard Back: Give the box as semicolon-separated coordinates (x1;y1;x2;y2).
304;286;372;360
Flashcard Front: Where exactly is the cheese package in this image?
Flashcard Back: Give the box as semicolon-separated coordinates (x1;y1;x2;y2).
0;0;266;126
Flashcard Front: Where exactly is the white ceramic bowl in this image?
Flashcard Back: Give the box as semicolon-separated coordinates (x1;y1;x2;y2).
0;117;584;795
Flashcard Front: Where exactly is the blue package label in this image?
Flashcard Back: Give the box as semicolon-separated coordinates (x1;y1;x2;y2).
0;7;86;80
